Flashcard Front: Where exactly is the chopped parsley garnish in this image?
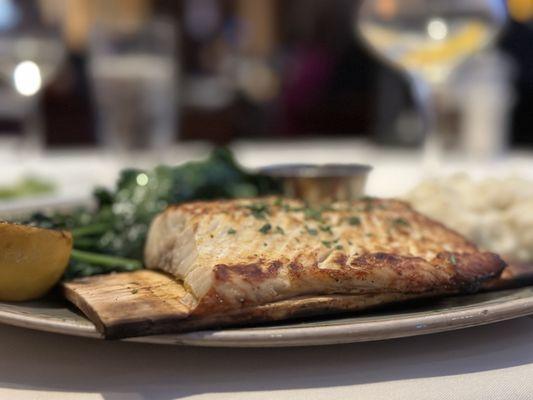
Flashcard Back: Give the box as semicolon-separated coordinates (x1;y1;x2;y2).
305;225;318;236
348;216;361;226
246;203;269;220
358;197;374;212
283;204;304;212
274;197;283;207
450;254;457;265
392;218;410;228
227;228;237;235
131;288;138;294
259;223;272;234
321;239;339;248
275;226;285;234
304;207;322;221
319;224;333;234
335;244;343;250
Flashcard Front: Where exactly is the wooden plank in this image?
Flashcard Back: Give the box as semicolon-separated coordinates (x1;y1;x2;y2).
63;270;194;339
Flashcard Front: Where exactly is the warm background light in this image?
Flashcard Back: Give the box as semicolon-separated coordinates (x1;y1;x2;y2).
13;60;42;96
508;0;533;22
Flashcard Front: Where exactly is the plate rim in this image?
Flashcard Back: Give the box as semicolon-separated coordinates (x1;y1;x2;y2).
2;288;533;347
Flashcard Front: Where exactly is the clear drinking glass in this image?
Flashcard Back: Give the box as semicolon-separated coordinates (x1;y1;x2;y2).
356;0;507;170
0;0;65;156
89;18;177;156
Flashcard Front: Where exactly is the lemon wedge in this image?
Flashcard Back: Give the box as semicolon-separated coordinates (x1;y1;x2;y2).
0;222;72;301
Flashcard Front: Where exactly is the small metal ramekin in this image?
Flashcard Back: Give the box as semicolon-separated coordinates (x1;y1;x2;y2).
259;163;372;204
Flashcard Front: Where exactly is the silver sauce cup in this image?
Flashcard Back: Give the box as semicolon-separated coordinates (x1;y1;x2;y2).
259;164;372;205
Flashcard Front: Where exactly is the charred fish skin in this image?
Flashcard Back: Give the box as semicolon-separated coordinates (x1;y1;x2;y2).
145;197;505;315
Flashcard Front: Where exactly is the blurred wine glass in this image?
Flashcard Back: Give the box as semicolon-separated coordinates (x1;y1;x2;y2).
0;0;65;156
357;0;507;170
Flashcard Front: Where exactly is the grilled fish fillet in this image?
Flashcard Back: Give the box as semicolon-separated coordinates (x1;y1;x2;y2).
145;197;505;316
64;196;505;338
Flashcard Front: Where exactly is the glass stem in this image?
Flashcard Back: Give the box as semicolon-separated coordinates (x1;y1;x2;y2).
410;76;444;174
21;96;44;157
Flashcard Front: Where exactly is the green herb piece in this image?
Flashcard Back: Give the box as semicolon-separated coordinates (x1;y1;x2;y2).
70;249;143;271
335;244;344;250
392;218;410;228
319;225;333;234
0;176;55;200
285;205;305;212
259;223;272;234
70;223;110;238
304;207;322;221
305;225;318;236
450;254;457;265
348;216;361;226
245;203;270;220
227;228;237;235
357;197;374;212
263;242;268;247
275;226;285;235
321;240;332;248
274;197;283;207
131;288;138;294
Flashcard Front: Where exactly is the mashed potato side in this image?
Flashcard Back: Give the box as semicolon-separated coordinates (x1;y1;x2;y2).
406;174;533;262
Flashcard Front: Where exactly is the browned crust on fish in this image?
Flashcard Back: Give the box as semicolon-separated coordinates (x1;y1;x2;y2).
175;291;446;334
192;251;504;316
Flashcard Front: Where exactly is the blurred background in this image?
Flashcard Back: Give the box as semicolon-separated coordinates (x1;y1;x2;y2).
0;0;531;154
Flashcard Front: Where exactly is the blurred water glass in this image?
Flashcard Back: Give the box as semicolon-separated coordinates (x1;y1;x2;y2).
89;18;177;154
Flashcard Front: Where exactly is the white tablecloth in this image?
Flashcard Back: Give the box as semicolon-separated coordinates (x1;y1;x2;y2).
2;318;533;400
2;141;533;399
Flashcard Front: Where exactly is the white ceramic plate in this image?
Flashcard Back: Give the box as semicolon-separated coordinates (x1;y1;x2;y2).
2;177;533;347
1;288;533;347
